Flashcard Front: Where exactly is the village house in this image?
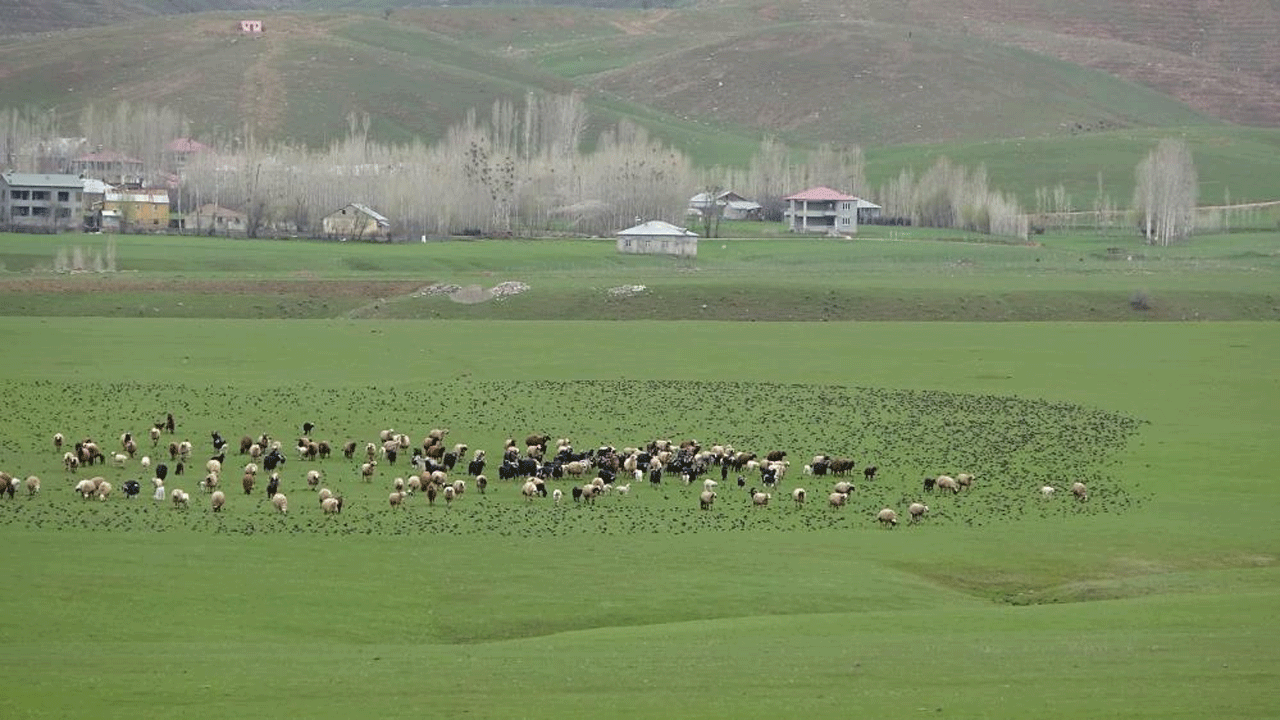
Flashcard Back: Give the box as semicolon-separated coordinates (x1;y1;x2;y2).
783;186;858;235
164;138;211;175
687;190;764;221
0;171;85;232
66;149;146;187
238;20;263;33
616;219;698;257
181;204;248;235
101;187;170;231
323;203;391;241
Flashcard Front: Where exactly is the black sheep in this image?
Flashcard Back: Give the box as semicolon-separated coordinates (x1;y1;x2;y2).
571;486;584;502
122;479;141;498
467;458;485;477
175;462;185;476
263;449;285;472
301;422;315;436
923;476;936;493
442;451;458;471
648;467;662;486
736;474;746;488
266;475;280;497
155;463;168;481
165;413;175;434
864;466;878;481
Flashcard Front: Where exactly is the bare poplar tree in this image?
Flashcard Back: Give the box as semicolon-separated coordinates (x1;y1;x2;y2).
1132;138;1198;245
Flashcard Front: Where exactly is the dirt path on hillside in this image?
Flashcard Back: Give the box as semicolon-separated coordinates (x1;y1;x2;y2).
610;9;673;35
240;31;287;136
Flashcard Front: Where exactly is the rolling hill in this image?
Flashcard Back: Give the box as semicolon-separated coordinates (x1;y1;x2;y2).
0;0;1278;194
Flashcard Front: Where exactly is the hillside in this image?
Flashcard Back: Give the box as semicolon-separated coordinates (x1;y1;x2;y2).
0;0;1277;177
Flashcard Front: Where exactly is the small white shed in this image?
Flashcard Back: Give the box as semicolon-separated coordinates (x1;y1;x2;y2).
616;220;698;257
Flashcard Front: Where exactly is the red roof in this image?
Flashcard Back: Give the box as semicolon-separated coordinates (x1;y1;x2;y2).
166;138;210;153
784;186;856;201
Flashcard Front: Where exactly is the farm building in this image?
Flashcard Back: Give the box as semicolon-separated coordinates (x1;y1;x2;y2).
0;171;85;232
784;186;858;235
323;203;391;241
855;198;882;223
616;220;698;257
164;138;211;174
101;188;171;231
182;204;248;235
688;190;764;220
239;20;263;33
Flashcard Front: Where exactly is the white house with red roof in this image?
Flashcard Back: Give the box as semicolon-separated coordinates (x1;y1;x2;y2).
783;186;858;235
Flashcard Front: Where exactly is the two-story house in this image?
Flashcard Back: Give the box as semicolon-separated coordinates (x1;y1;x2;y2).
0;171;85;231
784;186;858;235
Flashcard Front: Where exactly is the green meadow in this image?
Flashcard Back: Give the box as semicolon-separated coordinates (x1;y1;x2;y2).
0;230;1278;718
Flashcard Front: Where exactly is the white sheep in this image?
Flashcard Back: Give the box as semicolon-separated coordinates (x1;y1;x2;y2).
613;483;631;496
552;488;563;505
751;490;770;507
451;479;466;496
201;473;219;492
791;487;806;507
111;453;128;468
25;475;41;496
306;470;322;489
908;502;928;522
153;483;166;501
877;507;898;528
956;473;975;490
703;478;718;492
271;492;288;514
521;480;540;501
443;485;456;506
206;458;221;475
388;491;408;508
244;462;259;476
360;461;377;482
827;491;847;509
95;480;113;501
53;432;64;452
393;477;405;492
211;490;226;512
171;489;189;508
1071;482;1088;502
1040;485;1056;498
318;488;333;503
935;475;960;494
832;480;856;495
140;456;151;472
63;451;79;472
698;490;717;510
321;497;341;514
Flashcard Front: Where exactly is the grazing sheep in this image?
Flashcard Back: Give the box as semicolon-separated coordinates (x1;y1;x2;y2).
521;480;540;501
877;507;899;528
242;473;255;495
552;488;563;505
360;461;377;482
699;490;717;510
751;490;771;507
111;453;128;468
908;503;928;523
1040;485;1056;498
0;473;16;499
25;475;41;496
580;484;601;504
1071;482;1088;502
321;497;342;514
201;473;219;493
140;456;151;472
318;488;333;503
935;475;959;494
863;466;878;482
393;476;405;492
613;483;630;496
923;476;937;493
74;478;96;499
791;487;807;507
832;480;856;495
271;492;288;514
206;458;221;476
956;473;975;490
306;470;322;490
63;452;79;472
171;489;190;508
211;490;226;512
388;491;408;508
827;491;848;509
122;479;140;498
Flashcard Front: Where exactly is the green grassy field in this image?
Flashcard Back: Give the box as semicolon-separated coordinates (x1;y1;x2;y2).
0;231;1278;718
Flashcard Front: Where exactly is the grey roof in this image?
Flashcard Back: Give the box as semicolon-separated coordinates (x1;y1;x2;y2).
726;200;762;211
343;202;390;226
1;171;85;189
617;220;698;237
856;198;882;210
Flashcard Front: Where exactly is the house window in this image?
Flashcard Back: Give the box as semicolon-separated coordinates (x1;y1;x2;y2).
56;208;71;218
15;206;30;216
32;206;50;216
57;191;70;202
10;190;29;200
840;201;851;211
32;190;49;201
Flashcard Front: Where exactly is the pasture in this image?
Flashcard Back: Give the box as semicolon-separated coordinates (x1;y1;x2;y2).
0;231;1278;719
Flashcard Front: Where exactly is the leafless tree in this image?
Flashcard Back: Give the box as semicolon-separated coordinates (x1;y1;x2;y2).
1133;138;1198;245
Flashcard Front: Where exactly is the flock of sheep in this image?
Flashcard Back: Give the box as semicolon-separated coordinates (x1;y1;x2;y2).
0;417;1093;531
